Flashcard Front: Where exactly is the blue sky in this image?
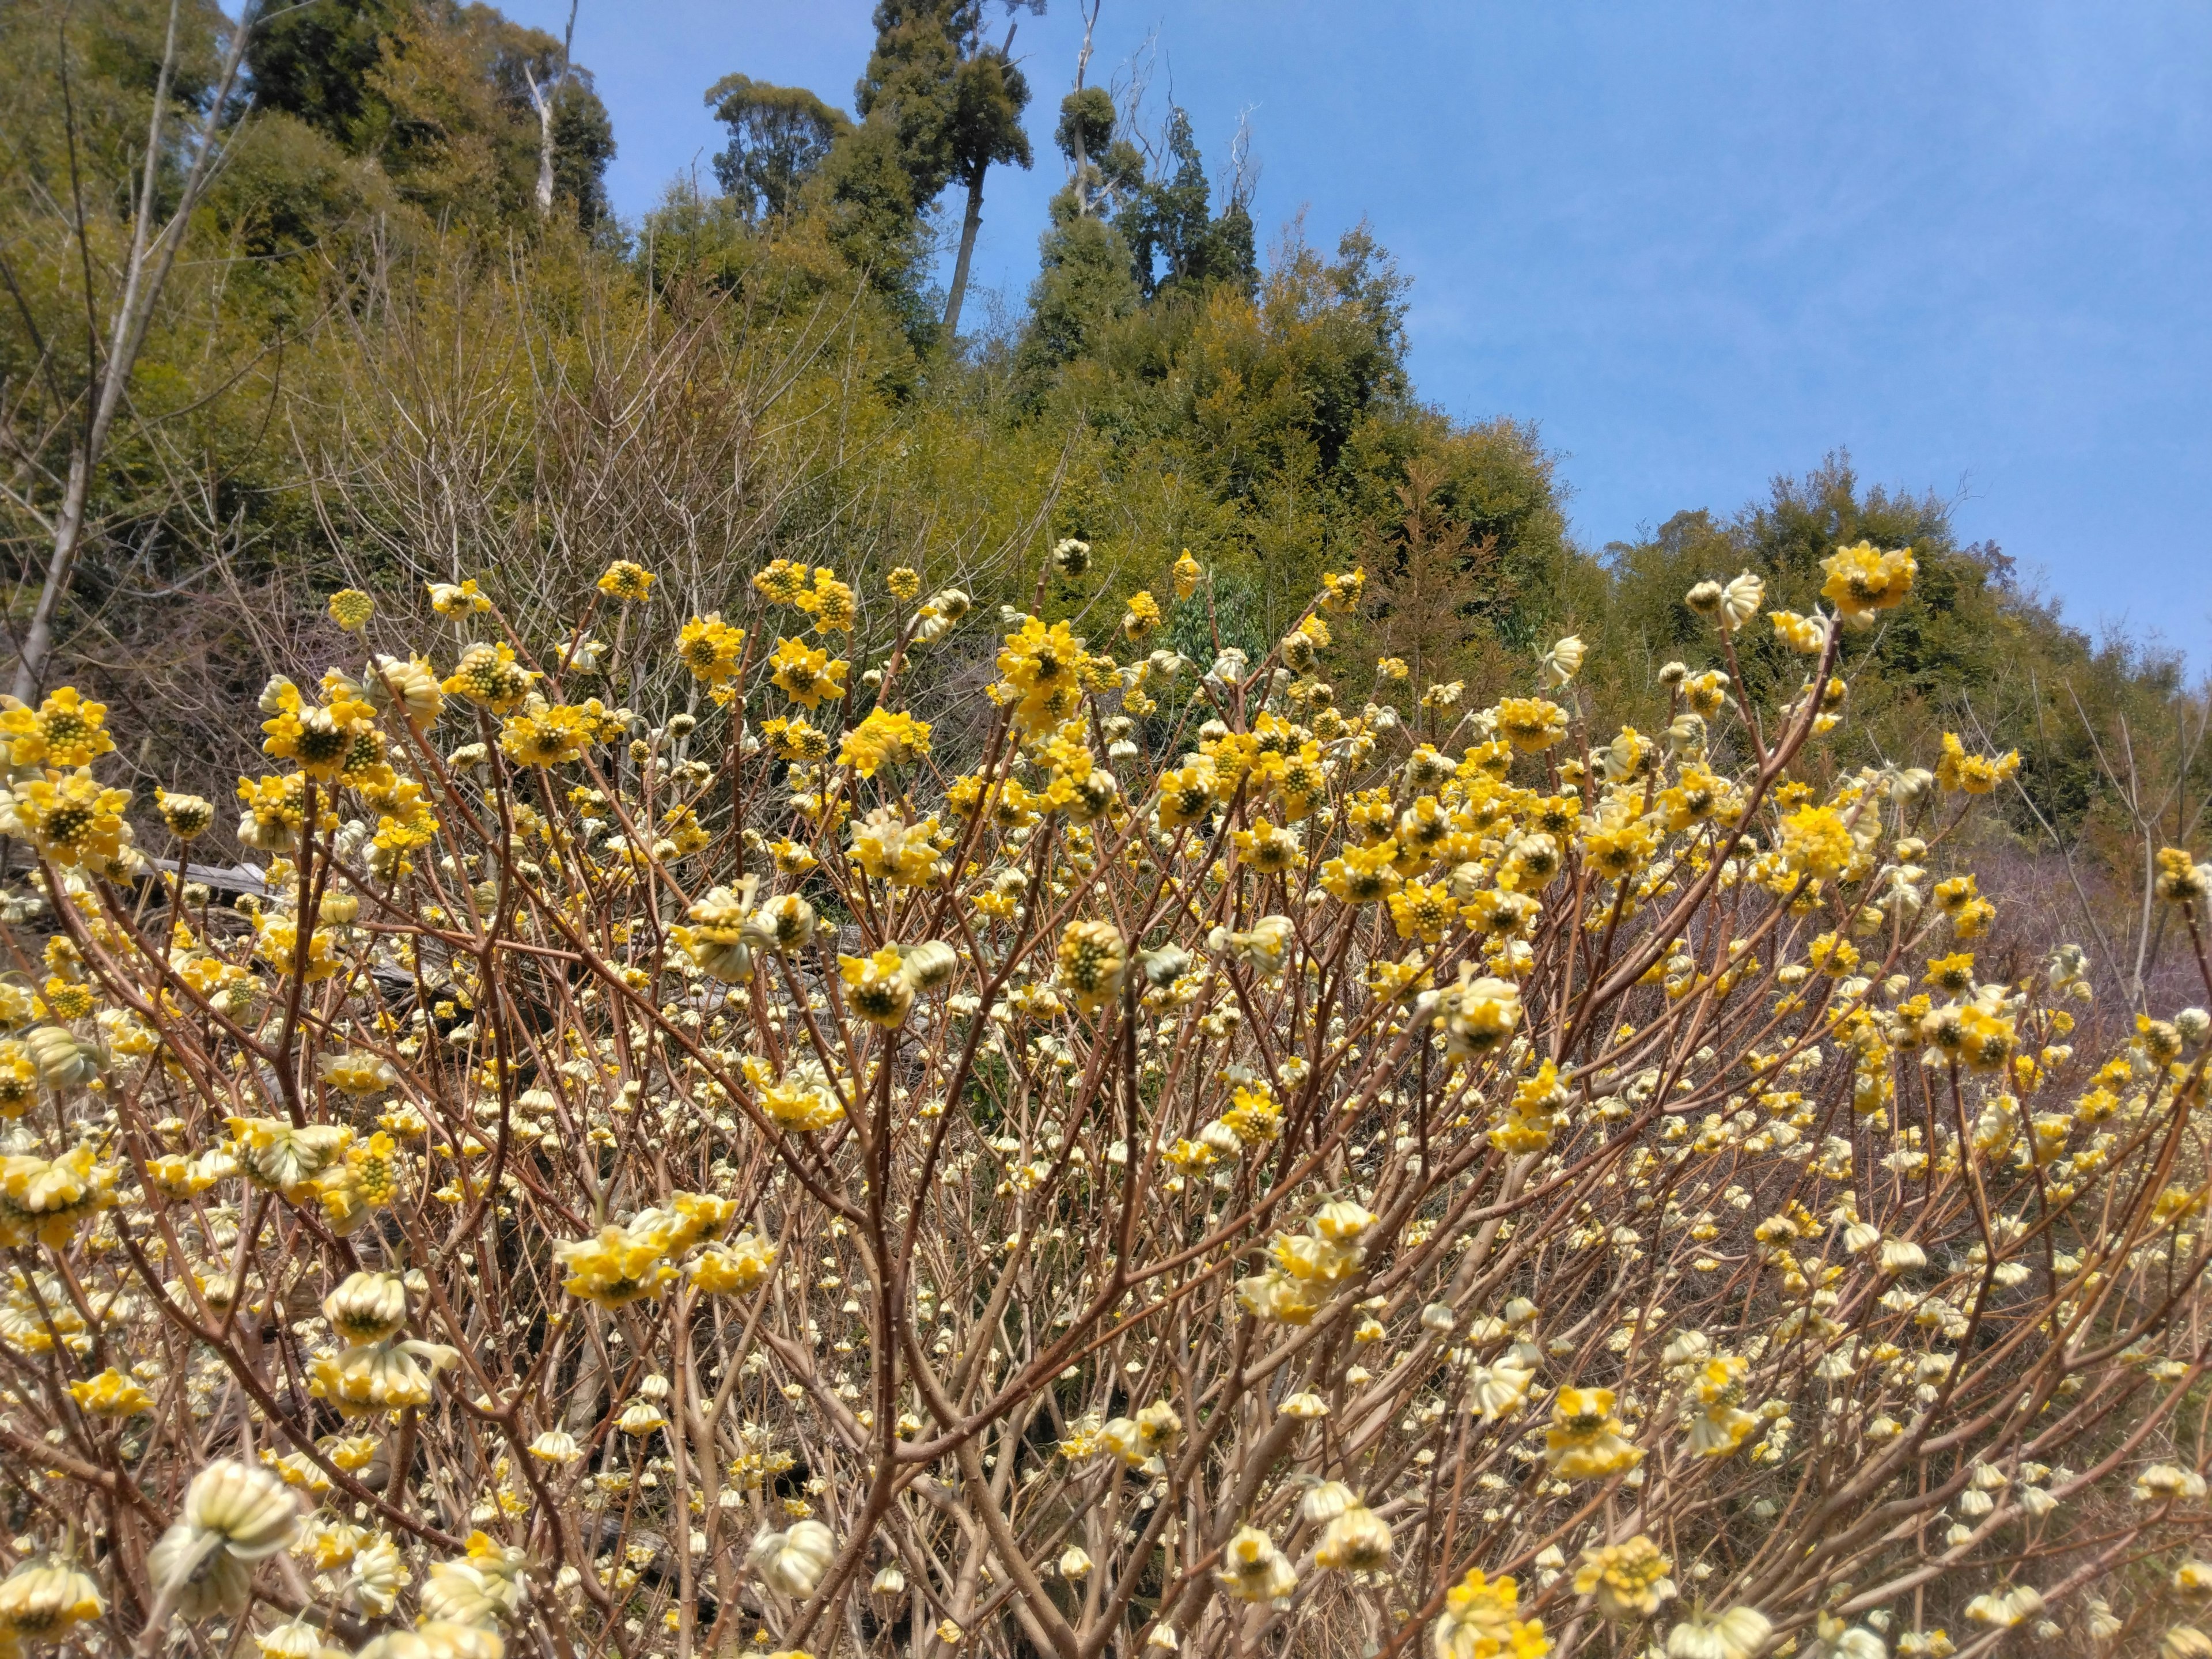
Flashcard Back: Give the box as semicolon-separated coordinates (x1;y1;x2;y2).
503;0;2212;672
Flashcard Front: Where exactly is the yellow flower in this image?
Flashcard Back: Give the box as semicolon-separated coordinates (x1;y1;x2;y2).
1438;970;1522;1060
255;913;341;983
1320;567;1364;611
1491;1061;1569;1153
260;678;377;783
1320;842;1403;904
850;808;942;885
0;1041;37;1118
427;578;493;615
1770;609;1827;654
1933;732;2021;794
1156;760;1218;830
0;1562;105;1641
768;637;850;708
315;1134;404;1235
1544;1386;1643;1479
596;560;654;601
499;702;597;767
887;565;921;600
1573;1536;1675;1619
156;787;215;840
1057;920;1127;1013
229;1115;351;1196
1779;804;1853;880
754;558;809;603
442;642;534;713
1820;540;1917;622
41;978;92;1021
1;687;115;767
838;707;931;778
1234;817;1301;874
839;945;916;1029
1434;1569;1550;1659
1172;550;1203;599
1;769;132;868
691;1233;778;1293
677;613;747;683
309;1336;462;1416
1122;589;1161;641
1377;656;1411;681
1956;1005;2016;1073
1581;811;1658;880
1388;880;1458;942
67;1367;153;1416
555;1224;677;1308
758;1063;846;1130
793;569;855;632
0;1143;118;1247
328;588;376;631
996;616;1092;736
2155;846;2209;903
1495;697;1569;753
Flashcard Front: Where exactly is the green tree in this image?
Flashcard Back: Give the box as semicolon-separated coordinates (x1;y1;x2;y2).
853;0;960;207
705;74;851;225
355;2;611;229
808;116;933;340
937;10;1036;342
1115;106;1256;300
1017;198;1138;382
550;74;615;230
241;0;405;142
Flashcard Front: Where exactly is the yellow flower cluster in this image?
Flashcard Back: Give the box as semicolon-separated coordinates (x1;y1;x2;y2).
0;536;2200;1659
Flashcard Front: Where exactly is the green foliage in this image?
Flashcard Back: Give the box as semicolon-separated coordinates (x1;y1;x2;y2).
1017;199;1141;378
1114;107;1255;300
1;0;2197;899
942;40;1032;194
1580;453;2199;839
853;0;965;209
704;74;851;224
244;0;406;142
1054;86;1115;167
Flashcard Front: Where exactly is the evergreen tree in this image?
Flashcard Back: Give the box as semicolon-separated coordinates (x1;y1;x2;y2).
245;0;612;230
705;74;850;224
853;1;963;210
937;9;1036;341
1014;85;1143;383
1114;107;1253;299
550;75;615;230
244;0;405;143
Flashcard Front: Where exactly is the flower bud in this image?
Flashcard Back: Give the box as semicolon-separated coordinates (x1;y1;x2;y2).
900;940;960;991
323;1271;407;1343
748;1520;834;1597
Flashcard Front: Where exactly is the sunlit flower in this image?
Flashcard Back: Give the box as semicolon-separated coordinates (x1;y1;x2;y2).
596;560;654;601
1546;1387;1643;1479
1;688;114;768
768;636;849;708
428;578;493;616
749;1520;834;1597
1820;540;1917;622
147;1460;301;1617
1574;1536;1676;1619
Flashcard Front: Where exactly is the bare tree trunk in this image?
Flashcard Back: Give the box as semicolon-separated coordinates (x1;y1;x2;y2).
10;0;254;703
1070;0;1099;217
941;169;986;342
526;66;556;220
524;2;580;226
